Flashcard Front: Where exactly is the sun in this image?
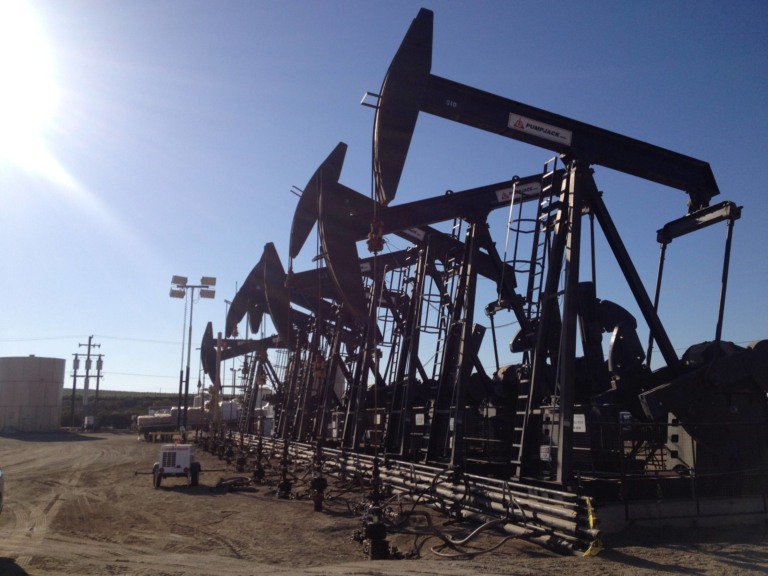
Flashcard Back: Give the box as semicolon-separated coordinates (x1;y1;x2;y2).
0;0;60;172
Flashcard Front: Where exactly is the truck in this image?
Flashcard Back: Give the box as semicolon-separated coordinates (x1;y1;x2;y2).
137;406;206;440
152;444;202;488
137;401;242;440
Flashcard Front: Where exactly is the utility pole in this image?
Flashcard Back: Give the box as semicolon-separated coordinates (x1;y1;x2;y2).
79;336;101;430
71;354;80;427
94;354;104;429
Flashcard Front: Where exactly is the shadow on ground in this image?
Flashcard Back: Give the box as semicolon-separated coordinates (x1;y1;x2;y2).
0;557;30;575
0;430;104;442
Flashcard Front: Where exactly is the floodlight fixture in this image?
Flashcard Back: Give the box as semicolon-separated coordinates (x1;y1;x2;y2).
169;271;217;430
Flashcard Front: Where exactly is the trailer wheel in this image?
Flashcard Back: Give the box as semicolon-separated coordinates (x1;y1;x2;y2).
152;464;162;488
190;462;201;487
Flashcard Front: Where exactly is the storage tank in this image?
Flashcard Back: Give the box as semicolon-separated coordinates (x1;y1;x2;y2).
0;356;65;432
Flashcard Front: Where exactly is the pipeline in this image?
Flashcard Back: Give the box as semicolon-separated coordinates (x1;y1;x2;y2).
232;433;602;555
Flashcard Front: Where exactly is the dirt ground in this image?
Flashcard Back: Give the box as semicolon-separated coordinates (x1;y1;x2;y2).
0;431;767;575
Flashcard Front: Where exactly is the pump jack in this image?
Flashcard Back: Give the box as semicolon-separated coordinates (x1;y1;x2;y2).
198;8;767;554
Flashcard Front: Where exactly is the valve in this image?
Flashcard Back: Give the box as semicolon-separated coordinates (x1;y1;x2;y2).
252;461;265;483
309;443;327;511
362;457;390;559
276;477;292;499
235;452;247;473
277;441;292;499
310;475;328;512
361;504;389;560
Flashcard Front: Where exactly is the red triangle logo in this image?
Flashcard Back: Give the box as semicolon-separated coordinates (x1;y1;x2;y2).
513;117;525;130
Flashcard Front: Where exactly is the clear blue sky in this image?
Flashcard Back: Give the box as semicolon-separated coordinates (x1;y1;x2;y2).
1;0;766;393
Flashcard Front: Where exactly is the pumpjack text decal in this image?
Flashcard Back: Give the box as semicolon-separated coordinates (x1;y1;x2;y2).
495;182;540;204
509;114;572;146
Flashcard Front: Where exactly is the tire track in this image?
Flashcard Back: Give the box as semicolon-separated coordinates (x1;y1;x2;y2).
6;471;82;570
0;437;109;570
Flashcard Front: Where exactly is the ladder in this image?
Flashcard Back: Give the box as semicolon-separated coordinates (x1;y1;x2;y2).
508;367;532;478
416;219;462;462
429;216;464;382
378;271;407;386
525;157;561;322
508;158;563;478
237;357;256;435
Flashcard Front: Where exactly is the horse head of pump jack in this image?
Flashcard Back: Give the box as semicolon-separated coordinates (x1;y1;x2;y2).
226;254;267;338
288;141;371;326
290;142;348;260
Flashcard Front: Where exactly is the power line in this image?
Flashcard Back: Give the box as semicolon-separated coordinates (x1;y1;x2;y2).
105;371;178;379
95;335;178;345
0;335;84;342
0;335;178;345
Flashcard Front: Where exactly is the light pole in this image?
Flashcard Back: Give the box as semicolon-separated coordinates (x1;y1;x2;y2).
170;275;216;431
224;298;237;399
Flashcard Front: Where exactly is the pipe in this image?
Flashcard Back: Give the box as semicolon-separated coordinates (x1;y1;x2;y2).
235;433;600;553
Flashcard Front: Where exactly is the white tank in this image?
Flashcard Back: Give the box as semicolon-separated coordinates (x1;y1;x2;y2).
0;356;65;432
